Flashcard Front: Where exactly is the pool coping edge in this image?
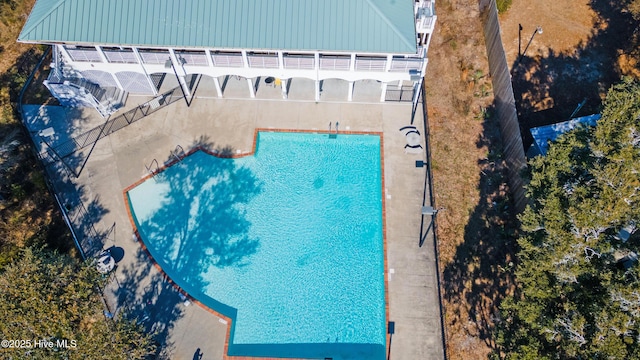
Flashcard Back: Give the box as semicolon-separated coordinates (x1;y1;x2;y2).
122;128;389;360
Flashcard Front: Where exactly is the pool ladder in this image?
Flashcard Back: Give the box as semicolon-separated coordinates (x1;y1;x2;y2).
329;121;339;138
145;159;160;177
170;145;185;164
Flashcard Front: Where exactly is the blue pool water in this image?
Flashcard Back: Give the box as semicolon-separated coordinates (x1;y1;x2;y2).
127;132;385;359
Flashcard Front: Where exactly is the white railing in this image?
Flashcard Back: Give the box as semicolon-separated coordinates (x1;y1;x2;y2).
104;50;138;64
415;0;436;33
211;54;244;67
248;55;279;68
389;59;423;72
176;51;208;66
414;0;434;15
319;56;351;71
283;56;315;69
139;50;170;64
66;49;102;63
66;46;427;77
354;58;387;72
417;16;436;32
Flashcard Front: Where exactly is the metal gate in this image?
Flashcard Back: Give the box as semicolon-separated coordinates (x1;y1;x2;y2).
385;85;415;102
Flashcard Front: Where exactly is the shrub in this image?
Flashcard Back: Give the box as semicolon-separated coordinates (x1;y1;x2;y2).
496;0;512;13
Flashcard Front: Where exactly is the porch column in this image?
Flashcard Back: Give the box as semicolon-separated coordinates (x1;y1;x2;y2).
169;49;191;97
397;79;403;89
348;81;354;102
422;58;429;74
132;47;158;95
380;82;388;102
278;51;284;69
94;46;109;63
281;79;288;99
412;78;423;106
204;49;214;67
424;28;435;50
314;52;320;101
350;54;356;71
385;54;393;72
241;50;249;68
213;77;223;98
247;78;255;98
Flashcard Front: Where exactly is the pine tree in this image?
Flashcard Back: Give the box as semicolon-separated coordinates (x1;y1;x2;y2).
495;78;640;359
0;247;156;359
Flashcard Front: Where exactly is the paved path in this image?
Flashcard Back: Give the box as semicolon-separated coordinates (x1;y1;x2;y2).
23;90;444;359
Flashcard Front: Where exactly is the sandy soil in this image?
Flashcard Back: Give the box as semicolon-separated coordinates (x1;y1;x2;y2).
500;1;597;65
426;1;605;360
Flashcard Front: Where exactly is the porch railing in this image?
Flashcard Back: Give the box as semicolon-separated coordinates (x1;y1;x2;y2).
211;54;244;67
66;48;102;63
354;57;386;71
283;56;315;70
247;55;279;68
319;56;351;71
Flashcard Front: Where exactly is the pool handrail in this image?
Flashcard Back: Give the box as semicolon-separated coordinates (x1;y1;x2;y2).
145;159;160;177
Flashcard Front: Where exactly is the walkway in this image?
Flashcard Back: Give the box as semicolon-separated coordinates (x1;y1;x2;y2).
21;89;443;359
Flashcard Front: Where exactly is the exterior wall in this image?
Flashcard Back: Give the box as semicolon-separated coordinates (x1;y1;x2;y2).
58;45;427;84
50;1;437;99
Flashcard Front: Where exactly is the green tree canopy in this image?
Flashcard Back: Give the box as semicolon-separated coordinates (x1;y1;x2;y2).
0;247;155;359
495;78;640;359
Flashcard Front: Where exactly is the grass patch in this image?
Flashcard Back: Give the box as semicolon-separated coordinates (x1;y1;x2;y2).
496;0;512;13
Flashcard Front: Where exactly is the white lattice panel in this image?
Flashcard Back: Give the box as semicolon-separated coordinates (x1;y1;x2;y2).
115;72;154;94
81;70;118;88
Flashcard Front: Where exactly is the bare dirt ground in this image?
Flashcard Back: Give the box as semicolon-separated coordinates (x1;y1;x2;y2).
0;0;36;74
426;0;637;359
0;0;70;265
500;1;597;66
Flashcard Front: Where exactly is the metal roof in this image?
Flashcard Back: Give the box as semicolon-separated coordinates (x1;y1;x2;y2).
18;0;418;54
530;114;600;156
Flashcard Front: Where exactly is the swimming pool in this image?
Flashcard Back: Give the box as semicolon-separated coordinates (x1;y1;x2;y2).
126;131;386;359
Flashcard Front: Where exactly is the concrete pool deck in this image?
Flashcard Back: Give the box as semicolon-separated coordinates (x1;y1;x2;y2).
22;88;444;359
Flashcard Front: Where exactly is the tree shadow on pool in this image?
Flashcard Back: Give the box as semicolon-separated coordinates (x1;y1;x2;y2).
111;137;263;357
140;138;262;275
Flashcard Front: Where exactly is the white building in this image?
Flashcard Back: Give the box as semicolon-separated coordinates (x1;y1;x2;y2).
19;0;436;117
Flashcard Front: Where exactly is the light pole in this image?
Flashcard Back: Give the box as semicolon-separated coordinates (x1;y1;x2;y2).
517;25;543;65
419;206;444;247
518;24;523;57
